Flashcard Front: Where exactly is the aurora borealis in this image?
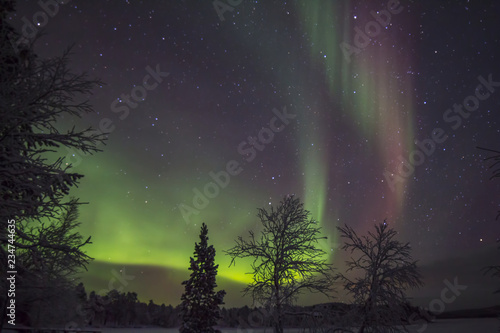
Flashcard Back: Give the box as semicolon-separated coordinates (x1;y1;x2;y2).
8;0;500;310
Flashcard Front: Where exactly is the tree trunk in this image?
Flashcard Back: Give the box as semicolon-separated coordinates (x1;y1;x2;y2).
273;316;283;333
274;299;283;333
359;296;372;333
273;272;283;333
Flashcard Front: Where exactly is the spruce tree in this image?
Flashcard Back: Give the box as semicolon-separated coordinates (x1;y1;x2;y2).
0;3;102;326
180;223;226;333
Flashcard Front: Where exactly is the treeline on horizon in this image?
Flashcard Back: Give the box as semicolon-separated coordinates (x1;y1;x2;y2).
2;0;500;332
1;213;433;331
7;281;431;330
6;275;499;330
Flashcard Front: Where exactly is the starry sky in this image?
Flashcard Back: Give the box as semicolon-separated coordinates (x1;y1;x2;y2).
9;0;500;310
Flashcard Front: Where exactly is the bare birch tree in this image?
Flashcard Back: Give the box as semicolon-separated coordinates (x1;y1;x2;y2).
337;222;423;333
226;196;335;333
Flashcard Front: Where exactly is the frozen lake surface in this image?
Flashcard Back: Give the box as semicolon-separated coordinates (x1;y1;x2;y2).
98;318;498;332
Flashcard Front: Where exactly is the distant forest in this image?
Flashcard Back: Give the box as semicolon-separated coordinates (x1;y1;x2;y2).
2;0;500;332
11;283;432;330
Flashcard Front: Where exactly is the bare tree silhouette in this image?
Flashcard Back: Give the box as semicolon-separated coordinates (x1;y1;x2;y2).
226;196;335;333
477;147;500;219
337;222;423;333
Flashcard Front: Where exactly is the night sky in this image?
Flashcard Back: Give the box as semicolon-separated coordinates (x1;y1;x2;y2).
9;0;500;310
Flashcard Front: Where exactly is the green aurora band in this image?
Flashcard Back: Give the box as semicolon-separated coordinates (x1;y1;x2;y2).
63;0;417;293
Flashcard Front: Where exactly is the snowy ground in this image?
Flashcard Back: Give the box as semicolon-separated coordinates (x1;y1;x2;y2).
97;318;499;332
404;318;498;332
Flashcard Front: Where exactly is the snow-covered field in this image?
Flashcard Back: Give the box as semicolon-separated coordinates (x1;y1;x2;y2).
404;318;498;332
99;318;499;332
